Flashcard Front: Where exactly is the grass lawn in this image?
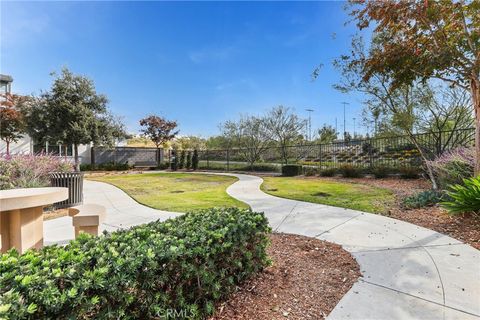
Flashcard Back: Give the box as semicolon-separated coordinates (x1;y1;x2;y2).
89;172;248;212
261;176;395;213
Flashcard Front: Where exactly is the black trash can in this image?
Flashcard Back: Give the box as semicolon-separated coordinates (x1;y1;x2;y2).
50;172;84;209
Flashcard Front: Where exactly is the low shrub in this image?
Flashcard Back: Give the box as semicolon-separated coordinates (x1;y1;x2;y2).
156;162;170;170
319;168;337;177
402;190;444;209
0;154;73;189
0;208;271;319
442;176;480;215
303;167;319;176
428;147;474;189
371;165;390;179
399;166;421;179
338;165;362;178
281;164;302;176
197;162;279;172
80;162;131;172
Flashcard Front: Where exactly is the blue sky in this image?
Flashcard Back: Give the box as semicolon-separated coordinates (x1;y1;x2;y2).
1;1;367;137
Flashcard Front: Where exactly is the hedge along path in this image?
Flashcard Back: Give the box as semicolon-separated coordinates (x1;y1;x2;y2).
43;172;480;319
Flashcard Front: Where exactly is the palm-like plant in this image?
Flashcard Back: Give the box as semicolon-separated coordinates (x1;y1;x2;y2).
441;176;480;216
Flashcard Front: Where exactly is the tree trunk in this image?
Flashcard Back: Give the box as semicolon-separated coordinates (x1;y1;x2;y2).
471;77;480;176
74;143;80;172
6;141;10;156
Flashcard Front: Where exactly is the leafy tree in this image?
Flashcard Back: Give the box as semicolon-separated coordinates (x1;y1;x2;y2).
348;0;480;173
192;149;199;170
221;114;272;168
205;135;232;149
264;106;306;164
139;115;179;166
316;124;337;144
21;68;125;171
0;94;26;155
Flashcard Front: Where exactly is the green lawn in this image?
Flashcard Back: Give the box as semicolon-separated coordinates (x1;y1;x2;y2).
89;172;248;212
261;176;395;213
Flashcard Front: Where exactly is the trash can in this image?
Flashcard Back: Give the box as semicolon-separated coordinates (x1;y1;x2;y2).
50;172;84;209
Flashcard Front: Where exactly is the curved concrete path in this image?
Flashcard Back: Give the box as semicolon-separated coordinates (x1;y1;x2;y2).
44;173;480;319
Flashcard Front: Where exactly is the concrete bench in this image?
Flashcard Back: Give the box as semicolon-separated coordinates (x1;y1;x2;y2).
68;204;106;238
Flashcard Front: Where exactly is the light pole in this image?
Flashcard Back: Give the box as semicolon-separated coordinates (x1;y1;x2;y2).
341;102;349;141
305;108;314;141
353;117;356;138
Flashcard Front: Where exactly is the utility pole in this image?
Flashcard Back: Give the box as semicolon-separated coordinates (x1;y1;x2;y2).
341;102;349;141
353;117;356;138
305;109;314;141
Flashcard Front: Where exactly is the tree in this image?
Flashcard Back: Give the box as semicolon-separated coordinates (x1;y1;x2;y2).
21;68;125;171
178;150;186;169
186;151;192;170
139;115;179;166
316;124;337;144
221;114;272;168
0;94;26;155
264;106;306;164
192;149;199;170
348;0;480;173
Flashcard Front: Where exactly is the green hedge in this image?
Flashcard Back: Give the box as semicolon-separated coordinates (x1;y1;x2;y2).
0;208;271;319
281;164;302;176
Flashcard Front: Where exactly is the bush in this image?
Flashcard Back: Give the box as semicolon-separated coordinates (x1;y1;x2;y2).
171;151;178;171
402;190;444;209
192;149;199;170
156;162;170;170
303;167;318;176
0;208;271;319
186;151;192;169
0;154;73;189
399;166;421;179
442;176;480;215
178;150;186;169
338;164;362;178
319;168;337;177
371;165;390;179
428;147;474;189
80;162;131;172
281;164;302;176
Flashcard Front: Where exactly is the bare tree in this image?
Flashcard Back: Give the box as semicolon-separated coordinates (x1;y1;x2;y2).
264;106;306;164
221;114;272;168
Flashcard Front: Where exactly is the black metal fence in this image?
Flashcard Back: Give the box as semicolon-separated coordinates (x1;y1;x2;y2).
193;128;475;172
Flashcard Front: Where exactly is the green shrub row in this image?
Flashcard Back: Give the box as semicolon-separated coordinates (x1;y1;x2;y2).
0;208;271;319
281;165;302;176
80;162;132;171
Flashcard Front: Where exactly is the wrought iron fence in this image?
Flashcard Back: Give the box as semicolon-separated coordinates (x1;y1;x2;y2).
193;128;475;172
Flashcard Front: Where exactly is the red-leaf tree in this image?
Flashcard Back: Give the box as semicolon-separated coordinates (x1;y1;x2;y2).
349;0;480;172
139;115;179;165
0;93;27;155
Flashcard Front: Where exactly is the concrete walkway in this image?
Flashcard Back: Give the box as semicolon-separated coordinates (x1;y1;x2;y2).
44;173;480;319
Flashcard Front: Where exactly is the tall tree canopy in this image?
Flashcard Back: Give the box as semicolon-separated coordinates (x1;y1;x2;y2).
22;68;126;170
348;0;480;172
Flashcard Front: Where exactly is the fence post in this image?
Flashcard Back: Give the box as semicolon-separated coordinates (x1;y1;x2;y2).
226;149;230;171
206;149;210;169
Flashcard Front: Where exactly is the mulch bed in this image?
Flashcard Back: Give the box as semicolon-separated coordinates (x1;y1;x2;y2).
321;176;480;250
211;233;360;320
